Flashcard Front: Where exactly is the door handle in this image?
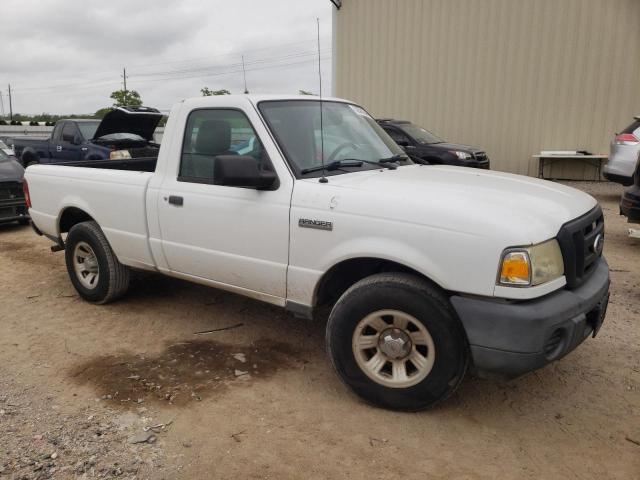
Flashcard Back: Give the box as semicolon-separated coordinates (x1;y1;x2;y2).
56;145;62;152
168;195;184;206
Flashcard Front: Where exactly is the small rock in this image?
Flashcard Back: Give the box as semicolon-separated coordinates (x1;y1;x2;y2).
51;452;58;460
182;441;192;448
128;431;157;444
232;353;246;363
234;369;249;377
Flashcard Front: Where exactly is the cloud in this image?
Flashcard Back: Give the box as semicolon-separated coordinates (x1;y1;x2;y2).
1;0;333;115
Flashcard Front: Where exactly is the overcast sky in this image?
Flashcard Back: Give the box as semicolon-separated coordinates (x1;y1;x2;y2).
1;0;334;115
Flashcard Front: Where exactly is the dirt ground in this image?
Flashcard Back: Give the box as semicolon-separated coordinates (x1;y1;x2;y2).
0;181;638;479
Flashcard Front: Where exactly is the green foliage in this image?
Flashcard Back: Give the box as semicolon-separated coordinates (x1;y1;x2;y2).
299;90;316;95
0;120;6;125
110;89;143;107
201;87;231;96
93;108;112;119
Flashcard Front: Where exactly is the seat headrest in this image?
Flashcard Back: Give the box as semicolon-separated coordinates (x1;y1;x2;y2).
195;120;231;155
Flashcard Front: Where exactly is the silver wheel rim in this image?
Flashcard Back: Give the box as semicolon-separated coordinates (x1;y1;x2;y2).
352;309;436;388
73;241;100;289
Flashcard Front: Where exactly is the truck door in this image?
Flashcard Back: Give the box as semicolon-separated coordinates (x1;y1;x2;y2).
156;107;292;300
57;122;82;162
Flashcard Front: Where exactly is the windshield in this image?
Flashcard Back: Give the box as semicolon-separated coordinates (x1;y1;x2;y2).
258;100;408;177
0;149;8;161
77;121;100;140
400;124;444;144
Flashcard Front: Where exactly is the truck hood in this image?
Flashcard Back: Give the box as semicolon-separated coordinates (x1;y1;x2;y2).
0;157;25;183
318;165;597;245
93;106;163;141
428;142;485;154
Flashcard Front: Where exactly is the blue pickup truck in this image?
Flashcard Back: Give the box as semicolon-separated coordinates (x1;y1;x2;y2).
12;106;163;167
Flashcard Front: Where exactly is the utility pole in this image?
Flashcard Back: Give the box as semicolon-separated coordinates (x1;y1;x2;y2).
122;68;128;95
8;84;13;122
0;90;5;120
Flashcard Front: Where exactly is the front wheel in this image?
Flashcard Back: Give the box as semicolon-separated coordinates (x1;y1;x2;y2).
326;273;469;411
65;221;130;304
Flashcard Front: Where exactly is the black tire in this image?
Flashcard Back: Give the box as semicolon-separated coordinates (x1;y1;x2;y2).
21;153;39;168
65;221;130;304
326;272;469;411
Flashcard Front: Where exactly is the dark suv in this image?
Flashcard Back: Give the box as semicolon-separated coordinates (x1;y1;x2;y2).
377;119;490;169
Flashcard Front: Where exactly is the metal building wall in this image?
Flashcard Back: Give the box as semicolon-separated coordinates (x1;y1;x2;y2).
333;0;640;178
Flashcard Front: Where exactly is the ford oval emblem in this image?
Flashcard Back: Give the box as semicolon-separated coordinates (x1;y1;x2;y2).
593;233;604;255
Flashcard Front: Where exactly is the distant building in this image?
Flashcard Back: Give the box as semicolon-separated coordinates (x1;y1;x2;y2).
331;0;640;178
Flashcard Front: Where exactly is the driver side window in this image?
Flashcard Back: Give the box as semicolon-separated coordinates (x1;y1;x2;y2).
179;109;268;184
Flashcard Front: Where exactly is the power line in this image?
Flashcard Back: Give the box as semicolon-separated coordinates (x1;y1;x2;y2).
8;37;331;93
9;50;331;95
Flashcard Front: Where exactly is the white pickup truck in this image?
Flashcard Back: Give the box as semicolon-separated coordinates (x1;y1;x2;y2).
24;95;610;411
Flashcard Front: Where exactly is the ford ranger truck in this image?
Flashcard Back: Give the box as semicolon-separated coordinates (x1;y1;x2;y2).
23;95;610;411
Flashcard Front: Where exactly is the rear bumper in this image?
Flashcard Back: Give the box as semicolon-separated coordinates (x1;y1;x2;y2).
603;171;633;186
621;185;640;223
451;258;610;377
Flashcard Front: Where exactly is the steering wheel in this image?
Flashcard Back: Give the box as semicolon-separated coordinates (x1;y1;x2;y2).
327;142;358;162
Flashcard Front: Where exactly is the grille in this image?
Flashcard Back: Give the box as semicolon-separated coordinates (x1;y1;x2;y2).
0;182;24;202
556;206;604;289
473;152;488;162
0;181;27;221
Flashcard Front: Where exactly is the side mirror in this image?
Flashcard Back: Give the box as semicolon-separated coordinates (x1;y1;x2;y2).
395;138;410;147
73;136;82;145
213;155;278;190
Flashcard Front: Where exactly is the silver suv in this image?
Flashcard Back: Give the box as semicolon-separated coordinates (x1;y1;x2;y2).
603;116;640;186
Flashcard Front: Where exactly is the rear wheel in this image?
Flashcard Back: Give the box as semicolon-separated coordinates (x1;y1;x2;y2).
326;273;469;411
21;153;39;168
65;221;130;304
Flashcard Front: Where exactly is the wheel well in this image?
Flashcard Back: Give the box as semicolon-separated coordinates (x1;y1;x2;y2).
59;207;94;234
314;258;440;308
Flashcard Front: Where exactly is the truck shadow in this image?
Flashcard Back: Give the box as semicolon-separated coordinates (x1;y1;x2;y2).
69;338;302;410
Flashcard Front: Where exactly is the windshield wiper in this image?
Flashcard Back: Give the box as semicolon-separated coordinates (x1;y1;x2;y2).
301;158;397;175
378;154;409;163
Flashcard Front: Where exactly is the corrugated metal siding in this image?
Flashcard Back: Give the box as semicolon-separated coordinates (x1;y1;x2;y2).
333;0;640;178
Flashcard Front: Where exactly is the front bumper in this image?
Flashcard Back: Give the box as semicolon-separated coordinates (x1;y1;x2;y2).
451;258;610;377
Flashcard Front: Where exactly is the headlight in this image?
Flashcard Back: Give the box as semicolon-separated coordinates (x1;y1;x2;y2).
498;239;564;287
452;151;472;160
109;150;131;160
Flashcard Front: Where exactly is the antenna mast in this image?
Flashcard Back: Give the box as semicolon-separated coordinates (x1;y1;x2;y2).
242;55;249;94
317;18;328;184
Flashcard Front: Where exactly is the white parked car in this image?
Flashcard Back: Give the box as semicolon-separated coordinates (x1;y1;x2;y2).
24;95;610;411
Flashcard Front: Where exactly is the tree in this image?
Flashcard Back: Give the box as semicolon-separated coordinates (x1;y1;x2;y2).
299;90;316;95
94;107;112;119
201;87;230;96
110;89;143;107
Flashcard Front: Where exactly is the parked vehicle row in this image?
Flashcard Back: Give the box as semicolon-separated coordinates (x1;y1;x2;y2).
11;106;163;167
376;119;490;169
24;94;609;411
